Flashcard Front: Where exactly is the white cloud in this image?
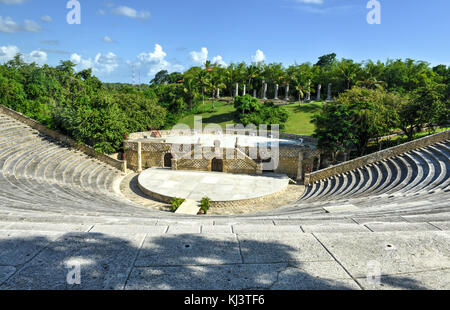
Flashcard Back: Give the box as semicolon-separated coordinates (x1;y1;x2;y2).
0;45;20;63
112;6;151;20
103;36;113;43
40;15;53;23
212;55;227;67
0;45;47;65
252;49;266;63
136;44;184;77
0;16;41;33
190;47;208;65
70;52;119;75
23;19;41;32
25;50;47;65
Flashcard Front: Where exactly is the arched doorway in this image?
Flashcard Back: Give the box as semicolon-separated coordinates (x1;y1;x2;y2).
164;153;173;168
211;158;223;172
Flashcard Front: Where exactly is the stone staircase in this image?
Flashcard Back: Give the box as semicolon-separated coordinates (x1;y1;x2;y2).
0;112;449;227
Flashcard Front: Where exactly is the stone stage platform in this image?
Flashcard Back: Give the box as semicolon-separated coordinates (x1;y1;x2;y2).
137;168;290;204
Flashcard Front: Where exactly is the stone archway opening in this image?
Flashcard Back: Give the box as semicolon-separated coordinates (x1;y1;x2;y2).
211;158;224;172
164;153;173;168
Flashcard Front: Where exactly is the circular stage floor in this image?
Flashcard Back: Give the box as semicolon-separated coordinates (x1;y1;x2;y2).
138;168;290;203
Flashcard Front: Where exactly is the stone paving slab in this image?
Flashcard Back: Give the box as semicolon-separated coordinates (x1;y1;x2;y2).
213;219;275;226
166;225;202;234
301;223;370;233
157;219;214;226
233;225;302;234
0;231;62;266
430;222;450;230
201;225;233;234
271;262;361;290
126;264;284;290
90;224;168;234
352;216;407;225
175;200;200;215
314;231;450;278
0;232;146;290
357;269;450;290
273;218;355;226
126;262;361;290
365;222;440;232
323;205;359;213
0;266;16;286
237;233;333;264
135;234;242;267
402;213;450;223
0;222;12;230
4;222;92;233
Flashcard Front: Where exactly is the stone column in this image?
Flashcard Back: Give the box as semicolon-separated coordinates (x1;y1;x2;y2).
216;88;220;99
263;82;268;100
171;158;178;170
284;84;290;101
274;84;279;100
327;83;332;101
243;84;246;96
305;80;311;102
317;84;322;102
137;141;142;172
253;89;257;98
234;83;239;98
296;152;304;183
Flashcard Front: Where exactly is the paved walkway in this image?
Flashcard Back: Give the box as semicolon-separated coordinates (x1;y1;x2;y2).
0;222;448;290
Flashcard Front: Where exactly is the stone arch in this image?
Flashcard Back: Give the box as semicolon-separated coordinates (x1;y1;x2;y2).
211;158;224;172
164;153;173;168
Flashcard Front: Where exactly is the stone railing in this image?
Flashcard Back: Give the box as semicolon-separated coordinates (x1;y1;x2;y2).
0;105;127;173
304;129;450;185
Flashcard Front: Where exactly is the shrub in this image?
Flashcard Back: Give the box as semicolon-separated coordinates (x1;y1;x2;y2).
199;196;211;214
169;197;185;212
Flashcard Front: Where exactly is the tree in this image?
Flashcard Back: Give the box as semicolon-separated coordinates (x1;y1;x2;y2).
315;53;337;69
233;95;288;129
397;82;447;140
312;103;355;163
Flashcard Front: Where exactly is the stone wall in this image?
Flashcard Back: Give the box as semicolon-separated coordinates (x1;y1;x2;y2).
0;105;127;173
124;135;321;179
304;130;450;185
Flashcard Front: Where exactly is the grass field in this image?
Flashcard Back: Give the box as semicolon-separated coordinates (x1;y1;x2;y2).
176;101;322;136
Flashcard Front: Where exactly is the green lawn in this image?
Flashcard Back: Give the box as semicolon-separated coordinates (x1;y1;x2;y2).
176;101;322;136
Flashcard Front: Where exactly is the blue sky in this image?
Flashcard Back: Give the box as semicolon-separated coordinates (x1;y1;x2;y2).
0;0;449;83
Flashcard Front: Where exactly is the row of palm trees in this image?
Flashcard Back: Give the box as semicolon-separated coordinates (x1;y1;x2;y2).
175;57;438;108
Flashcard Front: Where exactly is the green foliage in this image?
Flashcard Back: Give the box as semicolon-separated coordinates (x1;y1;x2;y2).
233;95;288;129
199;197;211;214
397;82;447;140
1;52;448;160
313;87;406;159
170;197;186;212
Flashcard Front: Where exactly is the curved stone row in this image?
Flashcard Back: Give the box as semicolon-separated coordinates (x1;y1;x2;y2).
0;114;153;217
300;141;450;203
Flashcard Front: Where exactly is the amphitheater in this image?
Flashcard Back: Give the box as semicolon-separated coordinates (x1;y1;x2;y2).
0;106;449;290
